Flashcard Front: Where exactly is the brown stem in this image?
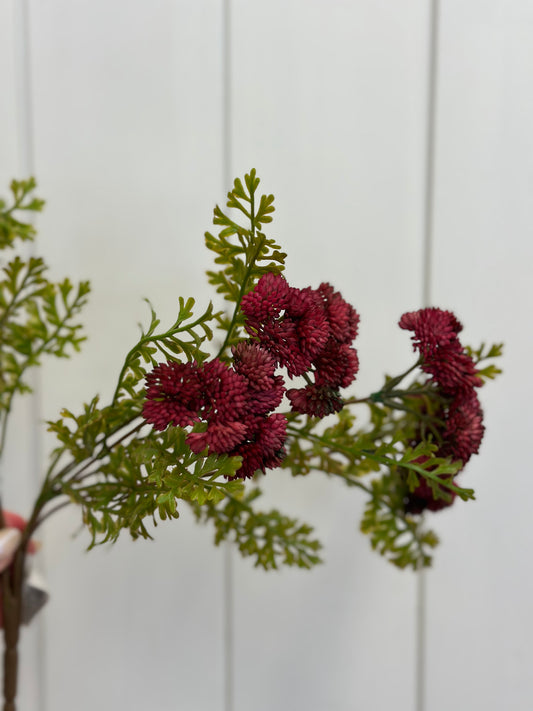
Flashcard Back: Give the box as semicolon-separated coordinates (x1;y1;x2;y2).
1;548;26;711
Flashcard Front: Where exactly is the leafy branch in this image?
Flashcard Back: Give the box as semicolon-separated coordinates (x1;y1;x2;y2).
0;177;45;249
0;179;90;457
282;397;466;569
111;296;217;407
360;472;439;569
466;342;504;382
204;169;286;356
0;173;504;577
51;426;245;546
191;487;322;570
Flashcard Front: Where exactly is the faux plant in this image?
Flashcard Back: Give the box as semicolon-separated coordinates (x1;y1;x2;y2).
0;172;501;710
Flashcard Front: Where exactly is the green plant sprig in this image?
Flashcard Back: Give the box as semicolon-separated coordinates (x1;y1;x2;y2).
0;180;90;461
0;172;504;576
0;171;503;711
111;296;217;407
280;378;469;570
0;178;45;249
466;342;504;382
33;173;316;562
205;169;286;358
191;487;322;570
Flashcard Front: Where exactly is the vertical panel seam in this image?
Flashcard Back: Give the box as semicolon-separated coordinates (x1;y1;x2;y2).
417;2;440;711
422;0;440;309
13;1;47;709
222;2;234;711
14;0;35;176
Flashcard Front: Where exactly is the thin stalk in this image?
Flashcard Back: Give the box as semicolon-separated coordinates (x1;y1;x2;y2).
111;308;212;407
47;417;143;489
0;262;38;332
0;285;87;459
34;499;70;530
285;424;364;463
1;548;26;711
216;189;266;359
359;449;466;498
376;361;421;394
342;395;371;405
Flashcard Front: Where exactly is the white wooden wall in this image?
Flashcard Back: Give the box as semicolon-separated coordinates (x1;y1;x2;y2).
1;1;532;709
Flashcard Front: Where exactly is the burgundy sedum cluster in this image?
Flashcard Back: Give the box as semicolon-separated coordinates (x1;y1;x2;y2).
143;344;287;479
241;273;359;418
399;307;485;513
143;272;359;479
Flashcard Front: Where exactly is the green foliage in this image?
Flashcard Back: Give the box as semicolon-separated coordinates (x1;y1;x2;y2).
45;292;241;544
48;295;221;474
283;388;469;568
142;427;244;507
0;178;45;248
0;172;504;578
191;487;322;570
466;342;504;382
205;169;286;354
0;265;89;395
283;411;389;480
361;472;439;570
283;403;451;569
47;393;324;566
112;296;218;406
56;426;245;546
47;396;135;467
396;442;470;501
0;179;90;455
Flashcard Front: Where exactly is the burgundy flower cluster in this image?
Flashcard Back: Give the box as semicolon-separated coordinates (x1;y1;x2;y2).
142;343;286;479
142;272;360;480
241;273;360;418
399;307;485;513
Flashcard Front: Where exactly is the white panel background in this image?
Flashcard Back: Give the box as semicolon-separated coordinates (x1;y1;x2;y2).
0;1;531;710
428;3;533;710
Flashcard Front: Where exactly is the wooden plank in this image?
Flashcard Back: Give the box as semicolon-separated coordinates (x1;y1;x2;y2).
28;1;226;708
230;2;429;709
428;2;533;709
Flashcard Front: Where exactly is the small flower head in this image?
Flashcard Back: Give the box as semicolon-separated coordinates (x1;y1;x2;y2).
143;357;250;432
399;308;463;357
232;342;285;415
313;340;359;389
422;343;483;395
399;307;482;395
241;272;290;326
187;418;248;455
404;477;457;514
142;361;204;430
281;286;330;376
287;384;344;418
317;282;360;344
441;391;485;464
228;413;288;479
199;359;249;421
242;274;331;376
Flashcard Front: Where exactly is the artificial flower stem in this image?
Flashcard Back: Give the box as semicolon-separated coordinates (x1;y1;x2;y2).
1;548;25;711
342;396;371;405
48;418;143;489
215;187;272;359
285;425;366;463
359;450;469;499
375;359;422;397
215;234;266;359
0;286;88;459
111;307;215;408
